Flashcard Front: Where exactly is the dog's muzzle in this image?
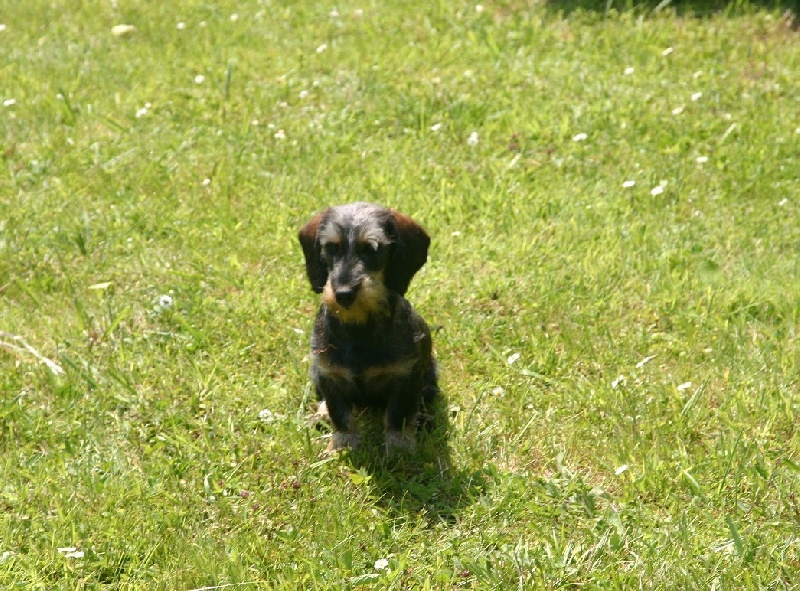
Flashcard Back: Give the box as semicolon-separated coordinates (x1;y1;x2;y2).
334;283;361;308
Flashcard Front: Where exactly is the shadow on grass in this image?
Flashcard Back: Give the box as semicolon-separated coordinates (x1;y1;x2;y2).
333;395;488;523
545;0;799;17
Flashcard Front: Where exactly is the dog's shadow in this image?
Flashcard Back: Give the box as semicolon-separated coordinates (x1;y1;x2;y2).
325;396;487;522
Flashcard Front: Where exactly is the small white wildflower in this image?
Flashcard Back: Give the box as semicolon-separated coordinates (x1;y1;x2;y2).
202;178;211;186
691;91;703;102
158;294;174;309
194;74;205;84
329;8;339;17
353;8;364;18
635;354;657;368
316;43;328;54
1;550;14;563
572;132;588;142
467;131;479;147
475;4;485;13
177;22;186;30
615;464;629;475
624;66;635;75
135;106;148;118
299;90;309;99
778;198;788;206
64;550;84;559
274;129;286;140
0;24;7;32
230;13;239;22
199;20;207;27
650;185;664;196
507;352;520;365
661;47;673;56
795;127;800;134
672;106;684;115
464;69;473;78
111;24;136;36
374;558;389;571
3;99;16;107
693;70;703;79
492;386;505;396
611;375;626;388
622;180;636;188
451;231;461;236
430;123;442;132
677;381;692;392
696;156;708;164
251;119;259;126
258;409;276;424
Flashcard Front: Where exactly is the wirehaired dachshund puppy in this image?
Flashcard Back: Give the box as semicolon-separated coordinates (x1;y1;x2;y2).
298;202;439;454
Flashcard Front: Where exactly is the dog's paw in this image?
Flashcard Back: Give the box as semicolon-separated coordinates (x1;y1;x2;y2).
385;430;416;454
324;431;361;454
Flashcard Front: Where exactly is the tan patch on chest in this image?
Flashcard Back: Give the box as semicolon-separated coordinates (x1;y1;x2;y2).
361;358;418;385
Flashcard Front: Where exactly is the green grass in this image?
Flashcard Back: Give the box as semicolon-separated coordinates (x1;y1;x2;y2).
2;0;799;588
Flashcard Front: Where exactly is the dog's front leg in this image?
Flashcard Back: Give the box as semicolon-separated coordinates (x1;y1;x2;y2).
316;379;360;453
383;378;421;453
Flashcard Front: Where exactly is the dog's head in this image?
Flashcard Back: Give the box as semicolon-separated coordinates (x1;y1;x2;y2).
298;202;430;324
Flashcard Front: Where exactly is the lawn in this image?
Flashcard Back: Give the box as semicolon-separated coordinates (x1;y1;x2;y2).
1;0;799;588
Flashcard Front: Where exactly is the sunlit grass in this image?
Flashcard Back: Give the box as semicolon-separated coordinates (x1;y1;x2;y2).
1;0;799;588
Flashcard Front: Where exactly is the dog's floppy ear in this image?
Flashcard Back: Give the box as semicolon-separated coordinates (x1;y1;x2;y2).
298;210;329;293
385;210;430;296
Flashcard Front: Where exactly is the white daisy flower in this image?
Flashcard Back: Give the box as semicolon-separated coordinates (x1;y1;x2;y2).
194;74;206;84
635;354;657;368
374;558;389;571
467;131;479;147
111;24;135;36
622;180;636;188
572;132;587;142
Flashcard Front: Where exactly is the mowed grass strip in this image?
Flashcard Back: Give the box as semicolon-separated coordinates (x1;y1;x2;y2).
1;1;798;588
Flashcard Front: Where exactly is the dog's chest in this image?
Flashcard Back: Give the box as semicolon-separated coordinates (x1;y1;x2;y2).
314;331;418;393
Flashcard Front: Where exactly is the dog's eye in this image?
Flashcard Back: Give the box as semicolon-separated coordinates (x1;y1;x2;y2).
357;243;380;258
323;243;341;257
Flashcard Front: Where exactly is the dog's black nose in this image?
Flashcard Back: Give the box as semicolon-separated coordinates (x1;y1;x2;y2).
334;285;360;308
